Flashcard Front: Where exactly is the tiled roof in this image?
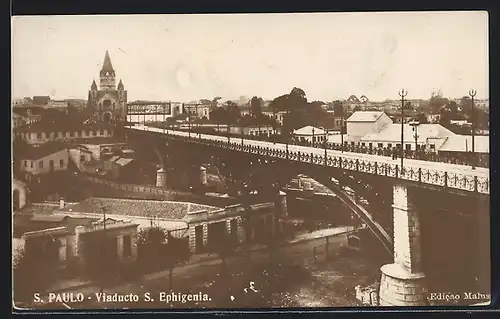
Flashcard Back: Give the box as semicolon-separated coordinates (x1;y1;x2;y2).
361;124;456;143
58;197;221;221
346;111;385;122
439;135;489;153
19;143;68;160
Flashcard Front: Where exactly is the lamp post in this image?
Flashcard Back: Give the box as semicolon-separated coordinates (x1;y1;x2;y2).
398;89;408;168
340;102;344;153
469;89;477;169
323;127;328;162
410;120;419;159
312;127;315;147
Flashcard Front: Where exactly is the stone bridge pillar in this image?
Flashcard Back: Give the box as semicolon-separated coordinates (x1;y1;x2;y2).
379;183;428;306
156;167;167;188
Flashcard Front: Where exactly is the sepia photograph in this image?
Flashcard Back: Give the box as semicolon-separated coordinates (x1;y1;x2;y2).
11;12;490;310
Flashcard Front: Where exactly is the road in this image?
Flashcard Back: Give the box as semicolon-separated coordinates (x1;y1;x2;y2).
129;125;489;178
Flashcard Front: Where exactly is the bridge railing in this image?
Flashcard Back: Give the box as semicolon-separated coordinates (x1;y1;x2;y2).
126;126;490;195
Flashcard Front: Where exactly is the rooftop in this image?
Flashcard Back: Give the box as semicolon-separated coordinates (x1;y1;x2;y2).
362;123;455;143
346;111;386;122
114;158;134;166
58;197;221;220
19;143;68;160
293;125;326;136
439;135;489;153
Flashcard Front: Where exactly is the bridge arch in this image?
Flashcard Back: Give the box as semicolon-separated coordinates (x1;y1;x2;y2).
205;156;393;254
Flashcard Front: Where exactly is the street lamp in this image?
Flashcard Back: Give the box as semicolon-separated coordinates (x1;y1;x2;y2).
323;127;328;163
410;120;419;159
469;89;477;169
340;102;344;153
398;89;408;168
312;127;315;147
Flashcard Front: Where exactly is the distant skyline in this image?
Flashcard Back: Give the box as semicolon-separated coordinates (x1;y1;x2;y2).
12;12;489;102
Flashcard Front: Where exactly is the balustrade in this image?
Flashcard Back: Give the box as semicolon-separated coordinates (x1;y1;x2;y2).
128;126;490;194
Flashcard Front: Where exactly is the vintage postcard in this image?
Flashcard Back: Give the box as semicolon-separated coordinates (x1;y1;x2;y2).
11;12;490;310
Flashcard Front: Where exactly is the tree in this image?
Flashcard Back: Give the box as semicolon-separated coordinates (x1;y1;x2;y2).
212;231;237;275
416;113;428;124
13;245;58;305
333;100;343;117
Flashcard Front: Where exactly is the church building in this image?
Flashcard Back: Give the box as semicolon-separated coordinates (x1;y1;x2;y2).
86;51;128;122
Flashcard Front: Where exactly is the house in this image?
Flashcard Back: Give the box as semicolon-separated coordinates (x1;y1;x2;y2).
53;196;282;254
108;157;137;182
346;111;393;142
437;135;489;165
183;103;211;119
360;123;456;151
14;212;140;268
261;106;287;126
32;96;51;107
18;143;69;176
427;114;441;124
12;110;42;128
293;125;328;143
14;121;114;145
12;179;27;211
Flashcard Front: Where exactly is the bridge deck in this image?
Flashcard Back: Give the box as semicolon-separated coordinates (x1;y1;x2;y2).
126;125;490;195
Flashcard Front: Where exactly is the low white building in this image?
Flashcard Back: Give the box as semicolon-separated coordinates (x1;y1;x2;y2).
18;143;69;175
293;125;328;143
346;111;393;142
359;123;455;151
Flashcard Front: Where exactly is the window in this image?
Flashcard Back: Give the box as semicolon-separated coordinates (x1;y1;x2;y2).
378;143;383;148
369;143;373;148
387;143;392;148
69;131;73;137
37;132;41;139
76;131;80;137
405;144;411;150
49;160;54;170
80;155;85;162
59;159;64;167
58;132;63;138
30;161;33;168
351;142;355;146
39;161;43;168
396;144;401;149
24;160;27;167
361;142;366;146
430;144;435;150
122;235;132;258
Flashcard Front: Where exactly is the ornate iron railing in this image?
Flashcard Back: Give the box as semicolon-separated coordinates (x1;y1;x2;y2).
126;126;490;195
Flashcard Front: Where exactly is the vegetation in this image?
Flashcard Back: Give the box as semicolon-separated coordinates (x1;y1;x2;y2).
137;226;190;290
13;242;59;304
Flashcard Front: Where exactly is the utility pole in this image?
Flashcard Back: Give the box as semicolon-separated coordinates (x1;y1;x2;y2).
99;204;108;293
411;121;419;159
340;102;344;153
398;89;408;168
469;89;477;169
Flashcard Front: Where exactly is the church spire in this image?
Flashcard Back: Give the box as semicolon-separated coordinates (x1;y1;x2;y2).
102;50;114;72
91;79;97;90
117;79;124;90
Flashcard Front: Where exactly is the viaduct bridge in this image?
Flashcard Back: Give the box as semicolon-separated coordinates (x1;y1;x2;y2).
124;124;490;306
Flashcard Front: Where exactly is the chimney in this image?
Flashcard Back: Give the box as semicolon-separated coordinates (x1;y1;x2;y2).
59;199;65;209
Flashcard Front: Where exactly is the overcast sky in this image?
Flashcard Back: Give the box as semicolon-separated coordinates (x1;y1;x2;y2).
12;12;488;102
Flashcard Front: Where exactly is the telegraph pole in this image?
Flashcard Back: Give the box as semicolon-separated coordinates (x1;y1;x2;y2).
340;102;344;153
398;89;408;168
469;89;477;169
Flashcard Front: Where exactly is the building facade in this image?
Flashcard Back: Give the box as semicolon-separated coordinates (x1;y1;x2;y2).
14;122;114;145
18;144;69;175
86;51;128;123
346;111;393;142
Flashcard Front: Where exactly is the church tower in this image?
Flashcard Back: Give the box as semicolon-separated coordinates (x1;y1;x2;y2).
100;50;116;90
86;50;128;123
